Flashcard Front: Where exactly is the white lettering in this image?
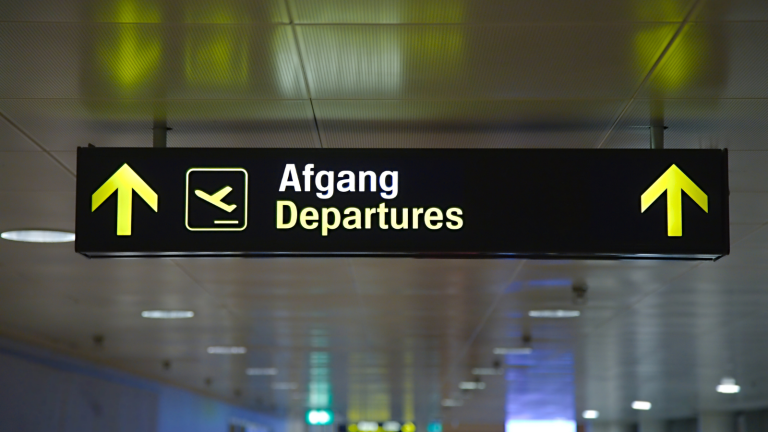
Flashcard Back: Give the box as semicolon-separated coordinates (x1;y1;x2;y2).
359;171;376;192
302;164;315;192
279;164;301;192
315;171;334;199
379;171;398;199
337;171;355;192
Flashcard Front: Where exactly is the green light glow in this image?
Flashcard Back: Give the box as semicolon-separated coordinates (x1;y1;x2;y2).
308;351;333;408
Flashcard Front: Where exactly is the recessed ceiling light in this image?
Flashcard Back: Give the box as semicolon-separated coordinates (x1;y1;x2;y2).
141;310;194;319
207;346;246;355
582;410;599;419
717;377;741;394
1;230;75;243
246;368;278;376
528;310;580;318
472;368;503;375
493;347;533;355
459;382;486;390
632;401;651;410
358;422;379;431
306;409;333;426
272;382;298;390
383;421;402;431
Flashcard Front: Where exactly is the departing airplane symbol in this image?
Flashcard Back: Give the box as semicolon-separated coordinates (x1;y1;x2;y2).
194;186;237;212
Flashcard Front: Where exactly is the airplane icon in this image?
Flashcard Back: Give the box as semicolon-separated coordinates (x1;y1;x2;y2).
194;186;237;213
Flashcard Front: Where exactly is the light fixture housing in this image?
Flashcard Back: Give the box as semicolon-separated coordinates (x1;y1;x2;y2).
459;381;486;390
632;401;652;410
717;377;741;394
582;410;599;419
383;421;401;431
358;421;379;431
246;367;278;376
1;230;75;243
207;346;247;355
528;310;581;318
493;347;533;355
141;310;194;319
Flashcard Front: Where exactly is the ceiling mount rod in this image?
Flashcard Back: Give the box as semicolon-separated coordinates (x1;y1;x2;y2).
651;99;665;150
651;122;664;150
153;115;171;148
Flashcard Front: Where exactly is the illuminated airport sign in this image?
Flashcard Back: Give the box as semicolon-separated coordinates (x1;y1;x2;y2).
76;148;729;260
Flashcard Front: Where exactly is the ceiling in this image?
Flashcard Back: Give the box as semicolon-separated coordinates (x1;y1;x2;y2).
2;0;768;428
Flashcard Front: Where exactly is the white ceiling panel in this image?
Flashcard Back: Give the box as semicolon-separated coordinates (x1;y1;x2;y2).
0;0;290;23
0;23;306;99
0;152;74;192
289;0;695;23
297;24;678;99
0;99;320;151
314;100;624;148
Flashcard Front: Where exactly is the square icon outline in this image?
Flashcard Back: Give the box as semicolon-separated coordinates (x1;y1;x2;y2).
185;168;248;232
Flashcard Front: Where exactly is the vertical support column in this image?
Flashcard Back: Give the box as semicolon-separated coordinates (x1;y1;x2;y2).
699;412;735;432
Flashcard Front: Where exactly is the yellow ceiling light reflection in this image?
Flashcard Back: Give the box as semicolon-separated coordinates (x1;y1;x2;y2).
406;27;466;88
403;352;415;422
95;0;161;23
633;1;717;94
406;0;464;23
402;423;416;432
347;353;391;423
96;0;162;92
184;6;249;88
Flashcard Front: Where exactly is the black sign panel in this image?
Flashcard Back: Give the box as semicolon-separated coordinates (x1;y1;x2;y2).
76;148;729;260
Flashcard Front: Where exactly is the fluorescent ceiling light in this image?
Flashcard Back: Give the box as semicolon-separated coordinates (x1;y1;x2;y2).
459;381;486;390
506;420;576;432
717;377;740;394
494;347;533;355
383;421;401;431
246;368;278;376
528;310;580;318
632;401;651;410
582;410;599;419
272;382;298;390
306;410;333;426
472;368;504;375
1;230;75;243
358;422;379;431
141;310;194;319
207;346;246;355
441;399;463;407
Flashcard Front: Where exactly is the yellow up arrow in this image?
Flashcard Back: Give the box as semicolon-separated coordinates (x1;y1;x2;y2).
92;164;158;236
641;164;707;237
